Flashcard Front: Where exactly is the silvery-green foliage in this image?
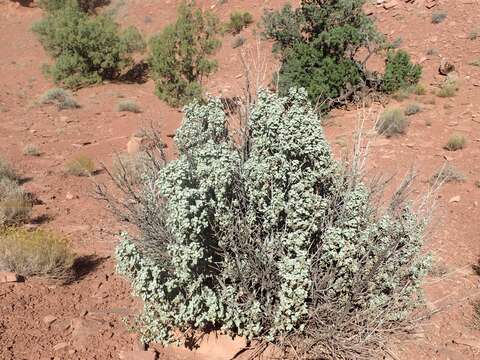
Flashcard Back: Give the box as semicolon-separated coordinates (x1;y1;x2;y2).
116;88;430;356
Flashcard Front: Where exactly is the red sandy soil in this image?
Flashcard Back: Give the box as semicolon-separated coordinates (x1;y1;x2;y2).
1;0;480;359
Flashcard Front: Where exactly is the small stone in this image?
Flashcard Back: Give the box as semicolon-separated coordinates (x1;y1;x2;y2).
449;195;461;203
43;315;57;325
0;271;20;283
53;342;68;351
65;192;74;200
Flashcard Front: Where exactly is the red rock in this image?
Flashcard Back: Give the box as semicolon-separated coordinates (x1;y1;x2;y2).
0;271;19;283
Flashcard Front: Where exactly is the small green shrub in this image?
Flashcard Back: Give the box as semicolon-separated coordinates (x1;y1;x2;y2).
0;227;75;279
0;178;32;226
40;88;79;110
431;12;447;24
39;0;109;13
149;2;220;107
23;144;41;157
32;6;145;89
111;89;430;358
65;154;95;176
224;11;253;35
404;103;422;116
376;108;409;137
117;100;141;113
430;164;465;184
383;50;422;93
231;35;246;49
436;79;458;97
444;134;466;151
469;30;478;40
0;158;18;182
414;83;427;95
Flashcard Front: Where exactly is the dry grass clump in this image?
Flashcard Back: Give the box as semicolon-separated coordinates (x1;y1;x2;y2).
65;155;95;176
431;12;447;24
111;152;146;186
470;59;480;67
117;100;141;113
444;133;466;151
0;227;75;279
376;108;408;137
413;83;427;95
0;159;31;226
430;164;465;184
0;178;32;226
436;79;458;98
40;88;80;110
392;87;411;101
404;103;422;116
0;158;18;181
23;144;41;157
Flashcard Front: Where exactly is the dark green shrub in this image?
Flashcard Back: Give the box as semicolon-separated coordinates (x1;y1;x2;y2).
224;11;253;35
32;7;145;89
108;89;430;358
383;50;422;93
263;1;421;110
149;2;221;107
39;0;109;13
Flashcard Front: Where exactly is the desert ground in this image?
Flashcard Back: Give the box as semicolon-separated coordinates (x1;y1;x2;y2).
1;0;480;359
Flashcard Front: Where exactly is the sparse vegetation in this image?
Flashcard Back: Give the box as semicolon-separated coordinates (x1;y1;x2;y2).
414;83;427;95
405;103;422;116
436;78;458;97
224;11;253;35
65;155;95;176
376;108;409;137
0;178;32;226
469;30;478;41
0;227;75;279
40;88;79;110
470;59;480;67
23;144;41;157
392;87;412;101
231;35;246;49
32;6;145;89
444;133;466;151
263;1;421;110
0;158;18;182
106;90;431;359
111;152;146;186
431;12;447;24
149;2;221;106
430;164;465;184
117;100;141;113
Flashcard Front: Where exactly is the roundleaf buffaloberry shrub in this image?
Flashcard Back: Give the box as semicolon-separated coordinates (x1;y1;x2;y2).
32;6;145;89
148;2;221;107
111;89;430;358
263;0;422;111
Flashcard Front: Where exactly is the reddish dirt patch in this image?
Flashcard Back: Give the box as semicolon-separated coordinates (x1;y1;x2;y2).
1;0;480;359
